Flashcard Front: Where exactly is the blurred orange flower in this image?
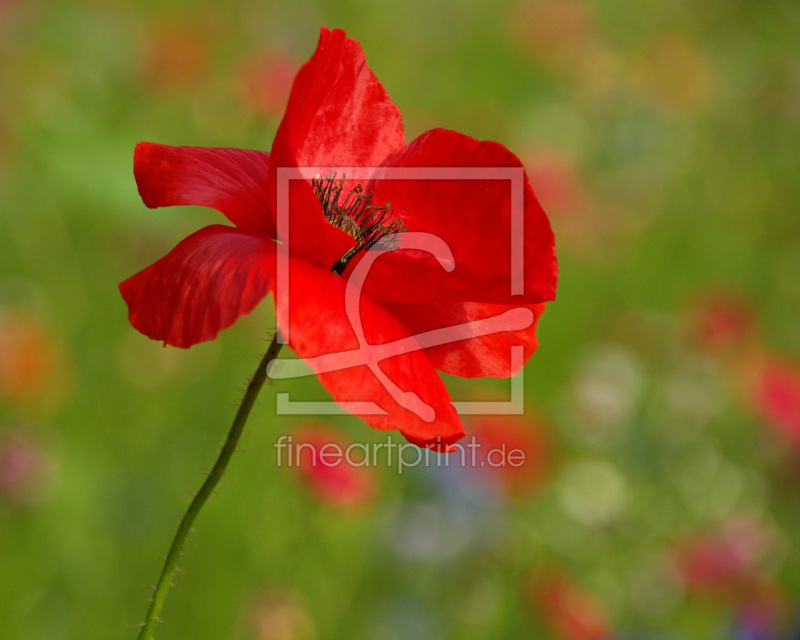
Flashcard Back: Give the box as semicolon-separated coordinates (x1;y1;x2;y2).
528;568;614;640
0;312;60;402
469;414;554;496
141;24;210;91
685;289;759;355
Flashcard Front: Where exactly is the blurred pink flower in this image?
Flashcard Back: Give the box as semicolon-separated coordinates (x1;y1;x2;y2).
678;535;750;595
290;425;378;510
0;430;55;506
746;355;800;450
678;539;787;636
674;515;779;602
683;290;800;452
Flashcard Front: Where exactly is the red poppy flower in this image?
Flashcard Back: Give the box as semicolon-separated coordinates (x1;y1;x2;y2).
120;27;557;449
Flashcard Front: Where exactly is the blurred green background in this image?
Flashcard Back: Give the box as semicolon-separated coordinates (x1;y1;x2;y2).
2;0;800;638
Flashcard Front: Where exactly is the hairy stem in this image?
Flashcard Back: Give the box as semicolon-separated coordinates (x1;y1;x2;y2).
136;335;283;639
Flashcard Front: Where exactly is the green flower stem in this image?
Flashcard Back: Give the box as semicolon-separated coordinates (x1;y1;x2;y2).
136;334;283;640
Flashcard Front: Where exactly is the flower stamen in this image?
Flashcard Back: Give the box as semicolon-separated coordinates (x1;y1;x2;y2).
312;172;407;275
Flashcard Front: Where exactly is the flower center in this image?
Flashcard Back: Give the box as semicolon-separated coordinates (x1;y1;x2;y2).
312;172;407;275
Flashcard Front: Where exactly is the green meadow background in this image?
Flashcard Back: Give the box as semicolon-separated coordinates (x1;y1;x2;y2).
1;0;800;638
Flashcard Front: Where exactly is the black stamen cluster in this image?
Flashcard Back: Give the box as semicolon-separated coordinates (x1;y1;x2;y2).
312;172;407;275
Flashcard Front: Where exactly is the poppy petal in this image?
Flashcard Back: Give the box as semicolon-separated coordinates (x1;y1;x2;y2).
134;142;275;236
270;26;404;173
273;254;464;445
361;128;558;306
120;225;276;348
384;300;547;378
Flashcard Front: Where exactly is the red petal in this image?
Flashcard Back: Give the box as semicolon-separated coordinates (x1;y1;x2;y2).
384;300;547;378
273;254;464;445
120;225;276;348
134;142;275;236
362;128;558;306
270;27;404;173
